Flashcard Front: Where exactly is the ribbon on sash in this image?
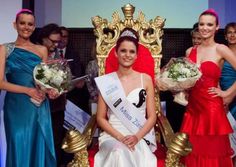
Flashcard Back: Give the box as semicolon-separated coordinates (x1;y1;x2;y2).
95;72;156;152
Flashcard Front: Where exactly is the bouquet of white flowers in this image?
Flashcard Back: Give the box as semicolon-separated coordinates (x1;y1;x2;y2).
31;60;72;106
158;57;202;106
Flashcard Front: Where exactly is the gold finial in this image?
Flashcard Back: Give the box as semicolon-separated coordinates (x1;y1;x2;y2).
168;132;192;156
122;4;135;19
62;130;87;153
165;133;192;167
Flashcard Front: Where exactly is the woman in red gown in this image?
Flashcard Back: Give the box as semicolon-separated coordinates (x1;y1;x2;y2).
180;9;236;167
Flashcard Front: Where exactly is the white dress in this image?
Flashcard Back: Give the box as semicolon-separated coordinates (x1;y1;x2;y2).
94;75;157;167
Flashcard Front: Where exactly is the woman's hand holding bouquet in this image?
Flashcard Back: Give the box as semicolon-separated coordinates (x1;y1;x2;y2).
157;57;202;106
27;87;46;105
31;59;72;106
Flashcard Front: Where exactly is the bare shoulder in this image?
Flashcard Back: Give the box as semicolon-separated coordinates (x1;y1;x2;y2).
34;44;47;54
0;44;5;50
142;73;152;84
33;44;48;58
216;43;231;57
216;43;229;52
0;44;6;55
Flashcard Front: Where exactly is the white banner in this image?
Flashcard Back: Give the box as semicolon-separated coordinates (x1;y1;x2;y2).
64;100;91;133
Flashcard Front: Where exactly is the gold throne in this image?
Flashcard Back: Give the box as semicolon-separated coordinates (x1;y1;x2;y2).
62;4;192;167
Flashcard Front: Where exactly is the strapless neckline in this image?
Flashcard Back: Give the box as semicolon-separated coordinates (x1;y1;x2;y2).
199;61;221;71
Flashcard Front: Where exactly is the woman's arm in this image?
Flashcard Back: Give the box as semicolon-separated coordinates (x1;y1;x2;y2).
41;47;48;63
210;82;236;106
0;45;44;102
185;47;193;57
96;93;124;141
218;44;236;70
223;82;236;105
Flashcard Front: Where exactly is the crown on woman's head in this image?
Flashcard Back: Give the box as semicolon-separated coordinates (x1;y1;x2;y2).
120;29;137;39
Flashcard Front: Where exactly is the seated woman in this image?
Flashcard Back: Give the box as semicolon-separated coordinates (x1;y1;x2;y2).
94;28;157;167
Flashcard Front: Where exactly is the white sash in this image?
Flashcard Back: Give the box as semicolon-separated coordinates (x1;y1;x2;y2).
95;72;156;151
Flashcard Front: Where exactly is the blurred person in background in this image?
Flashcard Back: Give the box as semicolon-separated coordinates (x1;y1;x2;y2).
191;23;202;46
37;23;66;166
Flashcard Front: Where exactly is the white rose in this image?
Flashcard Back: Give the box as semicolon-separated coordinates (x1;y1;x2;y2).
57;70;65;77
181;68;191;77
41;64;49;71
44;69;53;79
51;74;64;86
50;69;58;75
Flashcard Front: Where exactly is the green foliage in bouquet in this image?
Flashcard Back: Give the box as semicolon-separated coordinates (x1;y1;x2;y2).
167;58;200;81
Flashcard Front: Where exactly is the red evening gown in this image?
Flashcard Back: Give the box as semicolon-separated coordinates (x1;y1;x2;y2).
180;48;234;167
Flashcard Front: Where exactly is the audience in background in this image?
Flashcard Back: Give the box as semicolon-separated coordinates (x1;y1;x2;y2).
191;23;202;46
58;27;90;115
37;23;66;167
220;22;236;116
58;26;84;77
85;41;99;112
37;25;90;166
37;23;62;59
58;26;87;165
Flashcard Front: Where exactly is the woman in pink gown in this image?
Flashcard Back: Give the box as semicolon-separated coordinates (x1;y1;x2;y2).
180;9;236;167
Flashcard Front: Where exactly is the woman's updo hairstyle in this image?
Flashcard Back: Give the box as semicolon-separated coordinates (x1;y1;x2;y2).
115;28;139;52
15;9;34;22
200;9;219;26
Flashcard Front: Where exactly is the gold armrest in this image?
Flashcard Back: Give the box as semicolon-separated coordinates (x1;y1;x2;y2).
62;115;97;167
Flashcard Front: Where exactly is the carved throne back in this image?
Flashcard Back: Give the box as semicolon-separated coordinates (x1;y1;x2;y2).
91;4;192;166
92;3;173;145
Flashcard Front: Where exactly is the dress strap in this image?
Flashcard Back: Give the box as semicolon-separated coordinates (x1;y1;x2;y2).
188;47;197;63
141;73;144;88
